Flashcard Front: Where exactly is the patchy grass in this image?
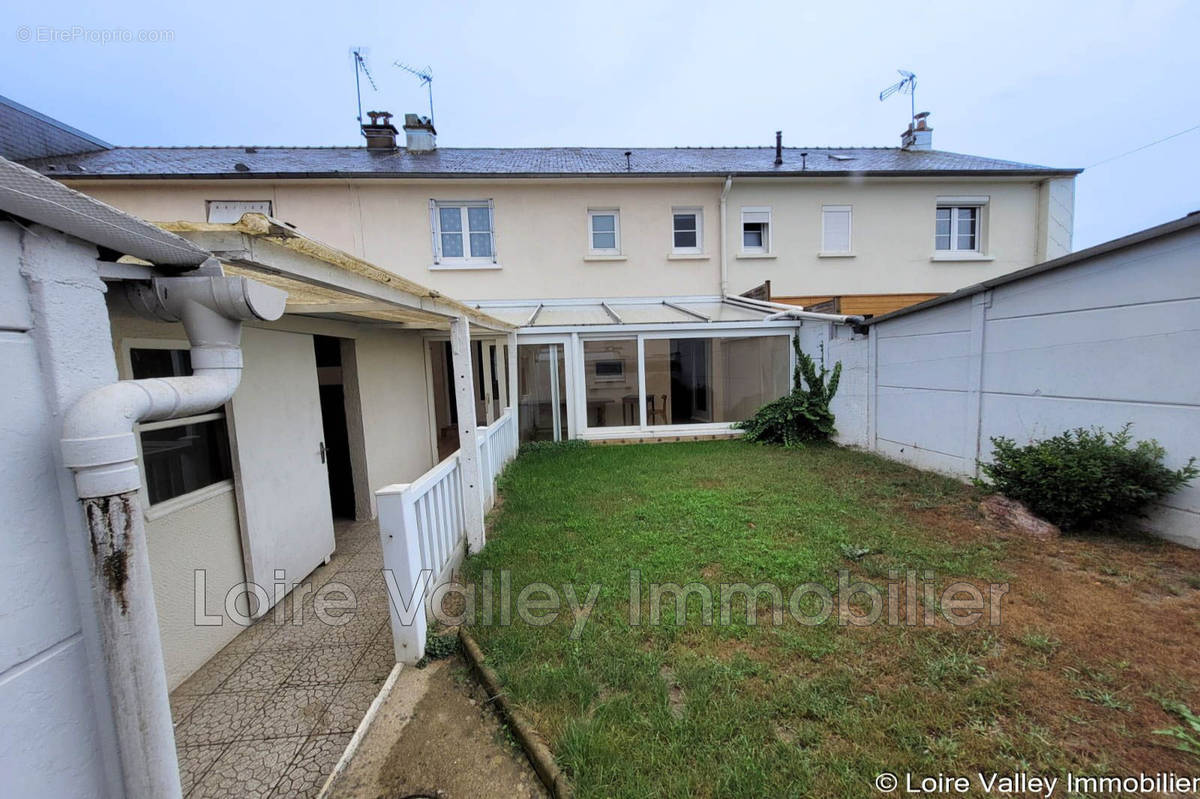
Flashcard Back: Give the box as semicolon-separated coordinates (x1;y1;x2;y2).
461;440;1200;798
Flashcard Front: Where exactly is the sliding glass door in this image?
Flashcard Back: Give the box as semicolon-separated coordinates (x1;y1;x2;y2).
517;341;568;442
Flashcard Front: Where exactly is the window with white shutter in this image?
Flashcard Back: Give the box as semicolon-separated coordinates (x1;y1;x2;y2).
821;205;852;254
741;207;772;254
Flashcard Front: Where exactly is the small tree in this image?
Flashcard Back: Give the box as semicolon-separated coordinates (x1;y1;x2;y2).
736;335;842;446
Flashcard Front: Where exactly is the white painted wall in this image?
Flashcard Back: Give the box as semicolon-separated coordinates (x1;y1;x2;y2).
144;492;245;689
862;223;1200;545
106;309;437;687
1;222;122;799
353;328;437;517
797;321;871;449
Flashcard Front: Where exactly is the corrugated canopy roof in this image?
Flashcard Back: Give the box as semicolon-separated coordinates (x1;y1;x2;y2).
160;214;513;332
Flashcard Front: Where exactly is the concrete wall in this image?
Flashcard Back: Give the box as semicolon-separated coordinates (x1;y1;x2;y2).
69;175;1068;303
864;223;1200;545
796;321;870;449
1;222;121;798
106;308;436;687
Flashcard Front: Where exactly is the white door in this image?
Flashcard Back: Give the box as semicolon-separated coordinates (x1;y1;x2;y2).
229;327;335;608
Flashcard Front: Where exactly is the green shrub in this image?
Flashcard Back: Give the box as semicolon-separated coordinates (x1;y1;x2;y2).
980;425;1197;531
735;335;841;446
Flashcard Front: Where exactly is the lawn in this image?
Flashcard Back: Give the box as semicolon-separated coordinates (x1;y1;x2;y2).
460;440;1200;798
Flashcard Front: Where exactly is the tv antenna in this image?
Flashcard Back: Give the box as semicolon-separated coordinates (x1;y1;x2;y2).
395;61;435;125
350;47;378;129
879;69;917;124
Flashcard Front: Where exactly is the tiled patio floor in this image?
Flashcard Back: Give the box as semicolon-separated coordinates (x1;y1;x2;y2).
170;519;395;798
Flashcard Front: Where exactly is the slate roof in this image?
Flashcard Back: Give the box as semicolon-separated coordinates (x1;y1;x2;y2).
20;145;1080;179
0;95;112;161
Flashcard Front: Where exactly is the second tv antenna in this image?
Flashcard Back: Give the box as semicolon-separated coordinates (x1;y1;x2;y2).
879;69;917;124
395;61;435;125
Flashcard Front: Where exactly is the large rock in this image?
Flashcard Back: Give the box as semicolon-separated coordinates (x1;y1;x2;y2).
980;495;1060;540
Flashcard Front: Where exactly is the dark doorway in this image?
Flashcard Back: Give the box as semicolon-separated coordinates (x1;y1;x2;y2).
313;335;356;519
670;338;712;424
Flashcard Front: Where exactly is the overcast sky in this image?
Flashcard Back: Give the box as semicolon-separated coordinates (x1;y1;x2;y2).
3;0;1197;249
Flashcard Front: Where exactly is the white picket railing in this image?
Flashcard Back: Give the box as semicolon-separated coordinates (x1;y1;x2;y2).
376;407;519;663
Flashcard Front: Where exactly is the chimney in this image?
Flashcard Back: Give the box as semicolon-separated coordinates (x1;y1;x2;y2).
361;110;398;149
403;113;437;153
774;130;783;166
901;111;933;151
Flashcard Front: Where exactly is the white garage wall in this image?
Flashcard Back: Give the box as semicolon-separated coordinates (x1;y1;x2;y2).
864;221;1200;545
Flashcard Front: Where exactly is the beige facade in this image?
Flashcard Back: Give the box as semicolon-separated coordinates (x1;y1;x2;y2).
69;173;1073;308
724;177;1074;297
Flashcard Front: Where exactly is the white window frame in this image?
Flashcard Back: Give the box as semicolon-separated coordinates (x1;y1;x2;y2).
588;209;621;254
575;329;795;437
430;200;498;268
206;200;272;223
934;196;989;255
820;205;854;256
740;207;772;255
120;339;235;516
671;207;704;255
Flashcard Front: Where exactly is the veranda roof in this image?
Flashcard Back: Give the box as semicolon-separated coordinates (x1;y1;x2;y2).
473;295;862;330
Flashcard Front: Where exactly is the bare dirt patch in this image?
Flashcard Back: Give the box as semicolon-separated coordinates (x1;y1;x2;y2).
906;499;1200;774
329;657;546;799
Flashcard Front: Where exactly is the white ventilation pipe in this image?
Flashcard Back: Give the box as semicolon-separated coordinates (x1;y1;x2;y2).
719;174;733;296
60;269;285;799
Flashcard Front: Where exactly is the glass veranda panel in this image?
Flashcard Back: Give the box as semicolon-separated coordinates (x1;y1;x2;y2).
643;336;790;425
583;339;639;427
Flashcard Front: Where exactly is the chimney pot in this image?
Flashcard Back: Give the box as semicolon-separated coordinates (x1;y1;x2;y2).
403;113;437;153
901;112;933;151
361;109;399;150
774;130;783;166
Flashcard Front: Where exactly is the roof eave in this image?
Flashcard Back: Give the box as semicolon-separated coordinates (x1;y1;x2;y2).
49;168;1084;181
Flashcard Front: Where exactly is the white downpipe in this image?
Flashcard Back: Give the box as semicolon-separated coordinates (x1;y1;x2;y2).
60;271;285;799
719;175;732;297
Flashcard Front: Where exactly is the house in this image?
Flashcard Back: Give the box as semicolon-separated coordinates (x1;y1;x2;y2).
10;99;1081;450
18;107;1080;318
0;94;1193;799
